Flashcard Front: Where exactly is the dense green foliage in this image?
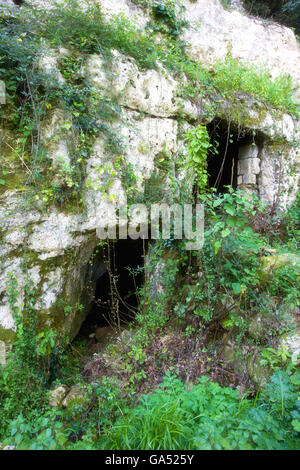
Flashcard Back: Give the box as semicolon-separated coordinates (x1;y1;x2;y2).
0;188;299;449
0;272;64;436
183;125;212;193
102;372;300;450
282;192;300;250
156;189;300;336
1;368;299;450
243;0;300;34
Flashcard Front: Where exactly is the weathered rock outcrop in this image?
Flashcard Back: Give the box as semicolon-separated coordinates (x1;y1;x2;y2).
0;0;299;360
182;0;300;87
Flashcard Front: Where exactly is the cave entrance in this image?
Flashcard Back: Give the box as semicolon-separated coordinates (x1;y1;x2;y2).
79;239;146;339
206;119;253;192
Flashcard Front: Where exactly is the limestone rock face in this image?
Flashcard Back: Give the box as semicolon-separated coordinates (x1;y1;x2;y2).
0;0;300;359
95;0;149;27
86;50;197;120
182;0;300;97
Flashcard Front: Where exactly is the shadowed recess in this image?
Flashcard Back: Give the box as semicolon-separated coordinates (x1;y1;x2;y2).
79;239;146;337
207;119;255;192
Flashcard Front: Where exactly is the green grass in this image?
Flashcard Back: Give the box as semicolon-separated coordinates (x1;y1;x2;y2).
100;371;300;450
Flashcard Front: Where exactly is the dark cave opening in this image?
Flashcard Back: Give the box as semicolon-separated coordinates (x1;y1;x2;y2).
78;239;146;339
207;119;253;192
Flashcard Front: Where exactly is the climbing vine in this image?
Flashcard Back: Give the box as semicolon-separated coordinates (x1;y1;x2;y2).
183;125;213;194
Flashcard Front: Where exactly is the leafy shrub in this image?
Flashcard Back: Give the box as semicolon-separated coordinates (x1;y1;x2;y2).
212;54;296;112
101;371;300;450
1;410;67;450
281;192;300;249
151;0;188;38
0;274;64;438
157;188;300;339
25;0;157;69
183;125;212;193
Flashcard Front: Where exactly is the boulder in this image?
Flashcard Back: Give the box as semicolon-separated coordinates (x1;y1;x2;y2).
247;355;269;388
62;384;93;409
260;253;300;277
248;317;264;340
280;331;300;365
95;326;114;343
48;385;67;408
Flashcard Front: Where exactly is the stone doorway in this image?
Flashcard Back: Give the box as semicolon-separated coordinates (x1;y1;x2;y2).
207;119;261;193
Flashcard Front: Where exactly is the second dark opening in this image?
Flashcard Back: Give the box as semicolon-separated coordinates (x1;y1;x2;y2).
207;119;253;192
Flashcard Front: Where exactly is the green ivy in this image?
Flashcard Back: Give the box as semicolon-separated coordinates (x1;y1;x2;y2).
183;125;212;193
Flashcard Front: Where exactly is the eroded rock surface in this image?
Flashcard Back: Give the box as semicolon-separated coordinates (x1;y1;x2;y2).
0;0;300;360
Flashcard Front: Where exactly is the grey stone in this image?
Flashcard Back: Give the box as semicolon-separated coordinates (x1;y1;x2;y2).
238;158;260;176
238;144;259;160
48;385;67;407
